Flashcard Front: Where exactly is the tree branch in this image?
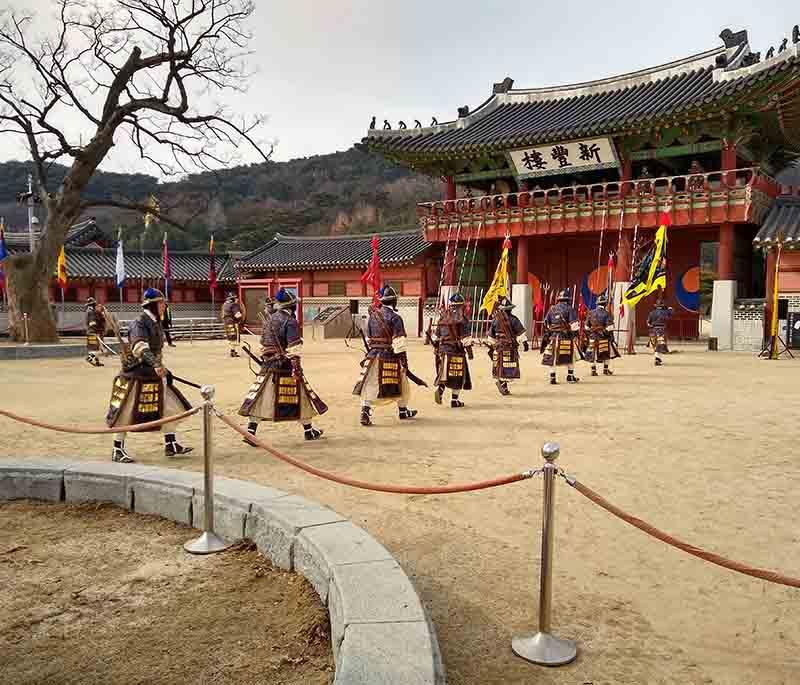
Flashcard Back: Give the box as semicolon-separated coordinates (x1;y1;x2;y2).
79;199;189;232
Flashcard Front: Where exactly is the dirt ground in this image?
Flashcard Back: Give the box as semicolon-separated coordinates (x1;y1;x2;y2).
0;500;333;685
1;337;799;684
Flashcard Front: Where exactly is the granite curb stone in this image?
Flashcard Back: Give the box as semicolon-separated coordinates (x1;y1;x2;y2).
295;520;395;604
0;460;77;502
191;476;289;542
126;467;204;525
64;462;162;509
245;494;347;571
328;559;427;663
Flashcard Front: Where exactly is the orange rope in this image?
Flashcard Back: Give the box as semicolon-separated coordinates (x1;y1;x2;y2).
216;411;535;495
0;407;200;434
569;478;800;589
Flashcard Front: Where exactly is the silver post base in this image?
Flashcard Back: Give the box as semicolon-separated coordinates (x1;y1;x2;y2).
512;631;577;666
183;531;231;555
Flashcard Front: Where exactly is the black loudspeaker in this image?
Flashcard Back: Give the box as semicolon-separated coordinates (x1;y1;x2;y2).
349;299;359;314
778;298;789;320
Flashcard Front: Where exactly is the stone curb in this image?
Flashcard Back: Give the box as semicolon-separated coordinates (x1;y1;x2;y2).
0;341;121;360
0;459;446;684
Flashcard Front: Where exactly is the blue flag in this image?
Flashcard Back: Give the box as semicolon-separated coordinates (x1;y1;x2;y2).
0;222;7;262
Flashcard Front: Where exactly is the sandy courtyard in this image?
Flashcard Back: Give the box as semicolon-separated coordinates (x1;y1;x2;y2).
0;500;332;685
1;337;799;684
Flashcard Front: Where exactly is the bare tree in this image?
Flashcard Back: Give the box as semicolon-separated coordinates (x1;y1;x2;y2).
0;0;271;341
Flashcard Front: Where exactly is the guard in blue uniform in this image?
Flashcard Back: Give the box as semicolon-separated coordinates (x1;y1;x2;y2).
431;292;473;408
541;289;581;384
487;297;528;395
353;285;418;426
106;288;193;463
222;293;243;357
647;298;673;366
85;297;106;367
585;294;620;376
239;288;326;441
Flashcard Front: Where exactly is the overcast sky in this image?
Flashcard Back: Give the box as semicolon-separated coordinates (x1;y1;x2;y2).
1;1;797;175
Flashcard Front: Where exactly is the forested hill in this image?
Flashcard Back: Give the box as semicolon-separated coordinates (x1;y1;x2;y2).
0;148;441;251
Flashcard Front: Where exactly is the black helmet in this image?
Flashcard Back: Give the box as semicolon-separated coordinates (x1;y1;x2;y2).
379;285;398;304
497;297;515;311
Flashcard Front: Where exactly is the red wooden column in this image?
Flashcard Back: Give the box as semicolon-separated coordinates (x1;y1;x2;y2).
443;175;456;201
620;157;633;197
515;236;529;284
722;140;737;185
718;223;736;280
718;140;738;281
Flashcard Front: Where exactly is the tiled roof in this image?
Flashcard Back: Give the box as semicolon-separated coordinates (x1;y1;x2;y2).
5;219;106;252
365;37;800;158
754;196;800;248
239;230;430;271
58;247;237;282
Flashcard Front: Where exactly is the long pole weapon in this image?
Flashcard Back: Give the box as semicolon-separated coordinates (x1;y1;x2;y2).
768;235;784;360
625;224;640;354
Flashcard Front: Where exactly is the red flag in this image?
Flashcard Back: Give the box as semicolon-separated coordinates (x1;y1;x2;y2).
162;232;171;298
209;235;218;292
534;287;543;319
360;235;381;306
619;302;625;320
578;294;587;322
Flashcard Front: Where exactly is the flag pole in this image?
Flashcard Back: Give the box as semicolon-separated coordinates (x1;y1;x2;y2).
626;224;640;354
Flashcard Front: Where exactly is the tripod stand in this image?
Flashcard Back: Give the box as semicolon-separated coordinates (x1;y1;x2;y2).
758;332;794;359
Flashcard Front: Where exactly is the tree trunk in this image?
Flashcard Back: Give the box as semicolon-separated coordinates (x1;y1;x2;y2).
5;254;59;343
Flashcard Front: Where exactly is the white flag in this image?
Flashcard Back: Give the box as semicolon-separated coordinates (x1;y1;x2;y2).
115;235;125;288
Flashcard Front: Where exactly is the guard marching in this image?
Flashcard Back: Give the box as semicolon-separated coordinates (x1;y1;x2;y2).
647;298;673;366
353;285;420;426
239;288;326;441
488;297;528;395
85;297;106;367
541;289;581;384
585;294;620;377
432;293;473;408
105;288;193;463
222;292;244;357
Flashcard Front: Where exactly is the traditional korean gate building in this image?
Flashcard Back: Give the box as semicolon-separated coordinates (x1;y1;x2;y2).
362;28;800;349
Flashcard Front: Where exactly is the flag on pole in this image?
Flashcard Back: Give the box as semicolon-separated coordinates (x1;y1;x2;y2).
56;245;68;288
480;236;511;315
209;235;218;292
162;232;171;299
0;219;7;290
115;230;126;288
623;213;669;308
360;235;381;306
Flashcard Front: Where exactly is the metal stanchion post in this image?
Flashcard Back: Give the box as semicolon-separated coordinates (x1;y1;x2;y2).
184;385;231;555
512;441;577;666
23;313;30;345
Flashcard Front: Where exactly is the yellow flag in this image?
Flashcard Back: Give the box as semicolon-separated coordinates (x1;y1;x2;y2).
480;236;512;315
143;194;160;228
623;217;669;308
56;246;67;288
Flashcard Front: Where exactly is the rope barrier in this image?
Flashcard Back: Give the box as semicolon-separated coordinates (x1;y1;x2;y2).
0;407;200;435
564;475;800;589
215;410;537;495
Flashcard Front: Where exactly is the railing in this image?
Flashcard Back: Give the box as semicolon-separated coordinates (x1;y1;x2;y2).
417;167;775;218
